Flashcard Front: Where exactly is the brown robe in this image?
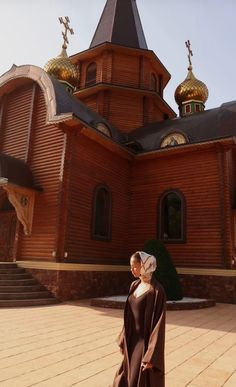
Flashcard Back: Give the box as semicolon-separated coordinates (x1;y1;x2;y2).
113;276;166;387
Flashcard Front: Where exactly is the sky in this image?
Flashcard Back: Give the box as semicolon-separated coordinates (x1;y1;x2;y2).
0;0;235;114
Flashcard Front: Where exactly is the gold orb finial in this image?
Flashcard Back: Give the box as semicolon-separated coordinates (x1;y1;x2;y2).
44;16;79;89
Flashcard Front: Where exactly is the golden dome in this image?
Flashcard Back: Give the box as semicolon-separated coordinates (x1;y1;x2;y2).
44;48;79;88
175;65;208;106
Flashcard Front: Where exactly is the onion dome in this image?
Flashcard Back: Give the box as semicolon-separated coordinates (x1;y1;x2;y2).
175;64;208;106
44;17;79;90
44;47;79;88
175;40;209;117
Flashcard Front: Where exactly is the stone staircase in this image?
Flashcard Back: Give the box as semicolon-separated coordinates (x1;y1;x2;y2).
0;262;60;307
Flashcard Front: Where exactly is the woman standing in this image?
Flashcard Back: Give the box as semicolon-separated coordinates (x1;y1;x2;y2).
113;251;166;387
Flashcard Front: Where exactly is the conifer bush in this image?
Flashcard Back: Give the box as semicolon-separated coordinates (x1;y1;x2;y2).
143;239;183;301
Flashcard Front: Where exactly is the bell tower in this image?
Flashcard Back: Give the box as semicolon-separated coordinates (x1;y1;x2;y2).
71;0;176;133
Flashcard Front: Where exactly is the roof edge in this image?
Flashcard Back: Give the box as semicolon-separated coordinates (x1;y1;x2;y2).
0;64;57;123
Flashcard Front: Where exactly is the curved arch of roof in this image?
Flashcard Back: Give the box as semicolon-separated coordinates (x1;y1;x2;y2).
0;64;71;124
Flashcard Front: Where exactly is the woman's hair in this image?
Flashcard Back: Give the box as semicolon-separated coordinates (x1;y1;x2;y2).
131;252;141;262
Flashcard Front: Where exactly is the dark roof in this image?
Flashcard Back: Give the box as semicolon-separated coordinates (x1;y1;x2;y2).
51;78;126;143
0;153;35;189
127;101;236;152
90;0;148;49
51;77;236;155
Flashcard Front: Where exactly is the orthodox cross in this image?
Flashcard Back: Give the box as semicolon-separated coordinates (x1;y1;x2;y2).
59;16;74;49
185;40;193;67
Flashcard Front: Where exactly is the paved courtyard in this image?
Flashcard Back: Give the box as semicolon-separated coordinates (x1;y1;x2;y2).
0;301;235;386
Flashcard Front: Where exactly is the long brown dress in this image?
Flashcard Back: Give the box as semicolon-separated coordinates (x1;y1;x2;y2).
113;276;166;387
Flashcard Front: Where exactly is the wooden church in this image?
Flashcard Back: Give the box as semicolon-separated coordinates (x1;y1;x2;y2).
0;0;235;303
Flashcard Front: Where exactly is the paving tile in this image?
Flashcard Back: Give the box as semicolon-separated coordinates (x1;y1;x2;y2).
223;370;236;386
190;367;233;386
0;302;235;386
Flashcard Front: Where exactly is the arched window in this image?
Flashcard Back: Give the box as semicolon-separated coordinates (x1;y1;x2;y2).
158;75;163;96
92;185;112;240
85;62;97;86
185;104;191;114
158;190;185;242
150;73;157;91
143;96;148;124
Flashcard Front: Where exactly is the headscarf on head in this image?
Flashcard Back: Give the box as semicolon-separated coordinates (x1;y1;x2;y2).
137;251;157;276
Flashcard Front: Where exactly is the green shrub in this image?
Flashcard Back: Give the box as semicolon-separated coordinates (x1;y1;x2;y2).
143;239;183;301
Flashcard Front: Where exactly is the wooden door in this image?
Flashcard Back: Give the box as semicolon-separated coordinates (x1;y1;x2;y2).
0;211;17;261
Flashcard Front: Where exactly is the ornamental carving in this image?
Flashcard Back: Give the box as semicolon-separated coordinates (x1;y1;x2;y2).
1;184;35;236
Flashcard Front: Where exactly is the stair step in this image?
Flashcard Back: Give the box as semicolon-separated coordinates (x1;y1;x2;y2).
0;285;45;293
0;273;33;280
0;291;54;300
0;262;60;307
0;268;26;274
0;263;18;269
0;279;37;286
0;298;60;307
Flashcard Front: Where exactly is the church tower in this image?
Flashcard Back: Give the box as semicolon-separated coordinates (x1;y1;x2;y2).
89;0;148;49
70;0;176;133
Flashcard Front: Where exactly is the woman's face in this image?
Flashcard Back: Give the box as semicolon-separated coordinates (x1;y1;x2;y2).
130;256;141;278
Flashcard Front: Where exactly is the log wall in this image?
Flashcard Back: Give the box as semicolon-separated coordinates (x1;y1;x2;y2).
64;133;130;264
109;92;144;131
128;147;234;268
76;47;173;132
0;82;65;261
1;84;33;158
112;52;140;88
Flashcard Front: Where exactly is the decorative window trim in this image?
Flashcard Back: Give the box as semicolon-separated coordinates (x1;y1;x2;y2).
160;132;187;148
158;189;186;243
0;183;36;236
150;73;157;91
143;96;149;125
185;104;191;114
158;75;163;96
91;184;112;241
85;62;97;87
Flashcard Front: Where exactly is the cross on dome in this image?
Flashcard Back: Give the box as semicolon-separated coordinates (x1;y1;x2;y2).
59;16;74;50
185;40;193;69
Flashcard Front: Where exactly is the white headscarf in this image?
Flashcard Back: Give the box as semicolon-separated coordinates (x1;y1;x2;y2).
137;251;157;276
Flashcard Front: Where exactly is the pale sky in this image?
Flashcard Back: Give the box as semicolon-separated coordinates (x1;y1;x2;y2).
0;0;235;114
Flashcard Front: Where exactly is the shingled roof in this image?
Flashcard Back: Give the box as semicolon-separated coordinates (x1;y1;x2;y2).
0;153;35;189
90;0;148;49
52;77;236;153
51;77;126;143
126;101;236;152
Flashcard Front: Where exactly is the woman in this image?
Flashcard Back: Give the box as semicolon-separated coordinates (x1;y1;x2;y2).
113;251;166;387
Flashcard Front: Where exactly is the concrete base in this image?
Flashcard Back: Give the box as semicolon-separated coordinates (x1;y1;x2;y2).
179;273;236;304
26;268;133;301
91;295;216;310
15;262;236;304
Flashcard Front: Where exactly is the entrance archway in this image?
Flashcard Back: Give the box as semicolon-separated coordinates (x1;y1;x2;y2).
0;190;17;261
0;153;37;239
